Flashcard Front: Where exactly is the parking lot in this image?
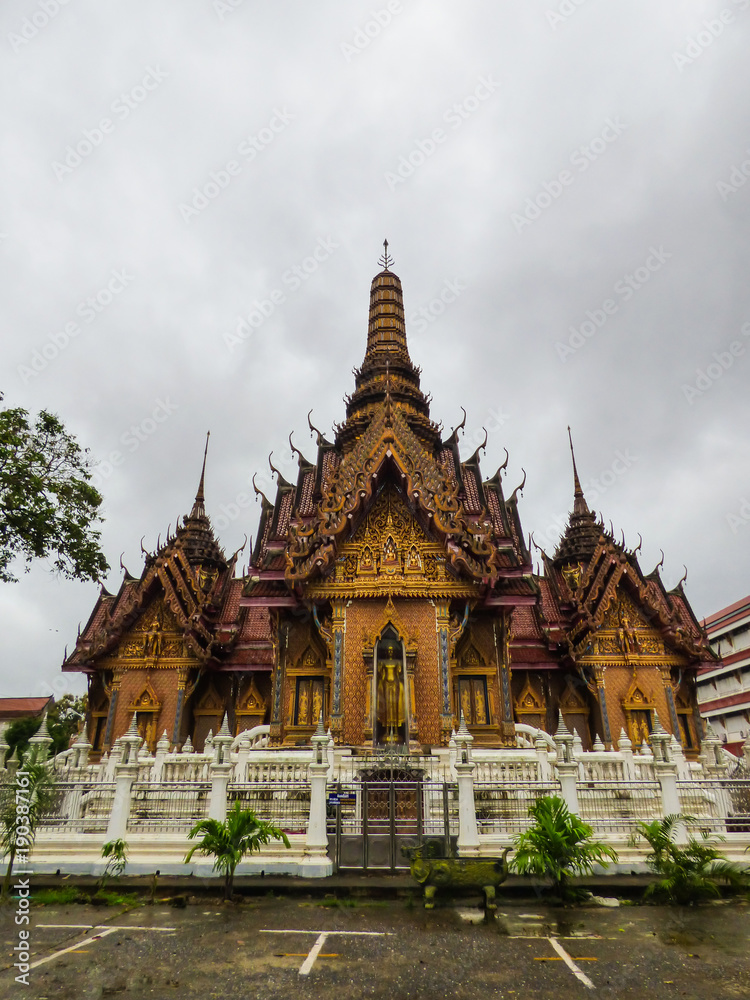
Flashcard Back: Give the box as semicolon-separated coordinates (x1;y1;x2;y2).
0;896;748;999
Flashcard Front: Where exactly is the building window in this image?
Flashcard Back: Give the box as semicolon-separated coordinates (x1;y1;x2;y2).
294;677;325;727
458;676;488;726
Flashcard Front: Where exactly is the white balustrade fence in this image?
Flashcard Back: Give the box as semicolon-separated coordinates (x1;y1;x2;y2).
2;720;748;876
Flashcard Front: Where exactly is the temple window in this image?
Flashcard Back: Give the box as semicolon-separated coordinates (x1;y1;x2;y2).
294;677;325;727
458;676;489;726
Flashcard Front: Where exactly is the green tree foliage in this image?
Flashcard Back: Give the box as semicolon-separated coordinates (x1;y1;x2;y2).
512;795;619;901
0;748;57;899
634;815;749;904
185;802;290;900
2;718;40;763
0;395;108;583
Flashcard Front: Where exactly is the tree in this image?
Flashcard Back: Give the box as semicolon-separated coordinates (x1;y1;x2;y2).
99;839;128;891
0;395;108;583
2;718;41;764
634;815;749;904
0;748;57;900
4;696;87;761
48;695;87;755
185;802;290;900
511;795;619;902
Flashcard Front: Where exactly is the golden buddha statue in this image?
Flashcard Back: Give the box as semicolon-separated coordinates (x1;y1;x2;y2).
377;644;405;743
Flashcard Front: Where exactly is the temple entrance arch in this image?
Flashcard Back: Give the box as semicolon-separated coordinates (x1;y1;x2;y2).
373;625;408;746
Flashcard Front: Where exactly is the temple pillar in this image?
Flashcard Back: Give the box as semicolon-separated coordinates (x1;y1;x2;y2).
103;670;123;749
270;620;285;745
436;602;453;743
593;665;612;745
659;666;681;738
494;616;515;746
329;599;346;744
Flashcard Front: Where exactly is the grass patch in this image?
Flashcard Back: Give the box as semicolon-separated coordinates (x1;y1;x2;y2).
33;886;85;906
90;890;142;908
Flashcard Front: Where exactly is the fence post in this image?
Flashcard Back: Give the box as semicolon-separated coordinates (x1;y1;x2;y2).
534;734;552;782
701;723;729;778
27;711;54;762
553;712;579;815
617;728;635;780
105;716;141;842
208;714;234;823
649;714;687;843
304;716;332;873
455;714;480;856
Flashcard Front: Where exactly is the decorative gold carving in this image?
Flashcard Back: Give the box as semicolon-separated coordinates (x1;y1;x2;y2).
127;681;161;713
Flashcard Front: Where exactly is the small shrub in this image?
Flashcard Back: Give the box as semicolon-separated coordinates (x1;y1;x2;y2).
634;815;749;905
512;795;618;902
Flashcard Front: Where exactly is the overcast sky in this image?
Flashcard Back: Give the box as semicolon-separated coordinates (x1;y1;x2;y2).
2;0;749;701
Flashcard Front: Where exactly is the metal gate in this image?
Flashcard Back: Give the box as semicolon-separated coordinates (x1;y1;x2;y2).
327;768;458;872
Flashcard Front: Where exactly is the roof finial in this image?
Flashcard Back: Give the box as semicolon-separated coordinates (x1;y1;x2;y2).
190;431;210;519
567;426;589;515
378;238;393;272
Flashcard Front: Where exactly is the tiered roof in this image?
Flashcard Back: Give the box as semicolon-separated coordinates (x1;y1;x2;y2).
244;262;536;607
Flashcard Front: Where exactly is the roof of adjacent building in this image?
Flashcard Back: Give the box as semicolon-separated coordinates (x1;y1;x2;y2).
0;697;53;720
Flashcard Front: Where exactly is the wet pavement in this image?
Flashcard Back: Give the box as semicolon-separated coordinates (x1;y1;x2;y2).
0;895;748;999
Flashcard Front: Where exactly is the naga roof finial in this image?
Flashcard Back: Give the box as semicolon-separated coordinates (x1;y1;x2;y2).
567;425;589;515
190;431;210;519
378;238;393;271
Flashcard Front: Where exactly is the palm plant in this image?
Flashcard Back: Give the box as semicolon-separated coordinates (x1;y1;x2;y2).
185;802;290;900
0;748;57;900
512;795;618;902
634;815;749;904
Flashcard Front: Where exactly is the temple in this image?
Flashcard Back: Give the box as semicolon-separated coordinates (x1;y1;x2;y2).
63;249;716;758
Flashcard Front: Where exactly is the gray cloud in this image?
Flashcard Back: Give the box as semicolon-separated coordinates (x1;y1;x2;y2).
2;0;749;697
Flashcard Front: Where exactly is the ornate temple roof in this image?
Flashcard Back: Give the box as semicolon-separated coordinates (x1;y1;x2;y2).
538;433;715;668
63;444;273;673
244;253;536;603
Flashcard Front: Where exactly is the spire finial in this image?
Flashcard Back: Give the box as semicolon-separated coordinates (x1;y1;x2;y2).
567;426;589;515
378;238;393;271
191;431;210;518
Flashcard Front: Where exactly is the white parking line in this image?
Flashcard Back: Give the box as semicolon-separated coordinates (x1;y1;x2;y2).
548;937;596;990
30;924;177;971
299;933;328;975
259;929;392;976
30;928;119;970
